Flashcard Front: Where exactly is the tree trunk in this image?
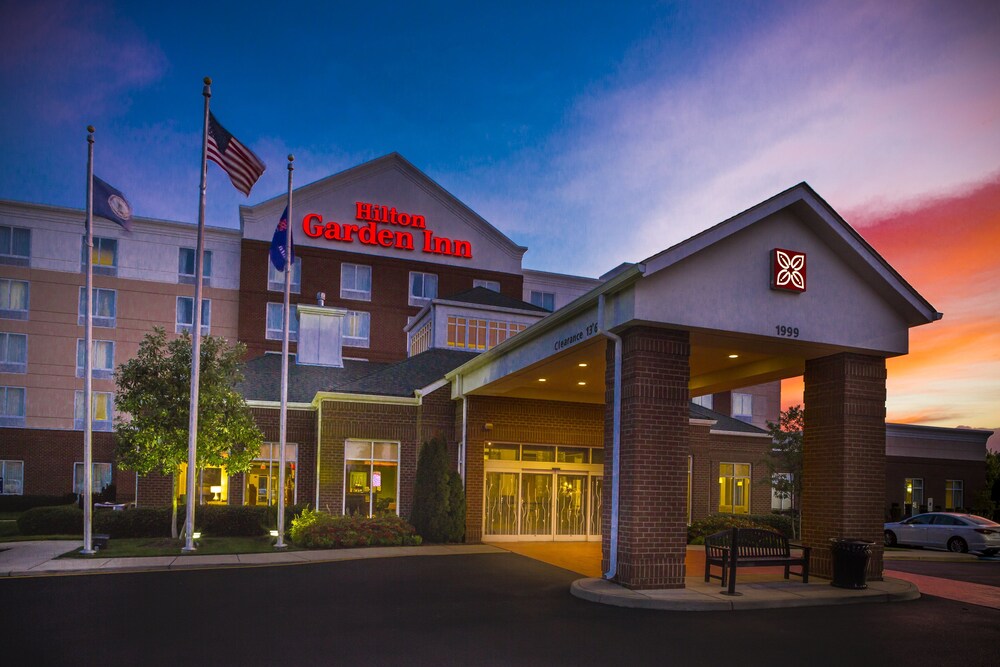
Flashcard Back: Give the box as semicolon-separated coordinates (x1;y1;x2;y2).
171;468;179;540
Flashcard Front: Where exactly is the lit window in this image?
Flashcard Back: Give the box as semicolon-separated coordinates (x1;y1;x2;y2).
76;340;114;379
268;257;301;293
719;463;751;514
265;303;299;341
945;480;963;511
771;472;793;510
692;394;713;410
176;297;211;334
409;322;431;357
0;226;31;266
78;287;116;328
0;279;30;320
474;279;500;292
343;311;370;348
732;392;753;423
409;271;437;305
0;332;27;373
448;317;526;350
244;443;298;507
73;462;112;495
529;290;555;312
904;477;924;510
1;459;23;495
178;248;213;285
74;391;113;431
0;386;26;427
341;263;372;301
344;440;399;517
81;237;118;275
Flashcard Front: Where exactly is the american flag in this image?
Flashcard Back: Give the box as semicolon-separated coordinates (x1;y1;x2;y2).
207;112;266;196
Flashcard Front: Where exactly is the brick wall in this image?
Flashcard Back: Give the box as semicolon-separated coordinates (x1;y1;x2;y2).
802;352;887;579
886;456;985;517
689;428;774;521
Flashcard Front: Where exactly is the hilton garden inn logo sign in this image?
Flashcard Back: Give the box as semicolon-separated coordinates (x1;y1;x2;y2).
770;248;806;293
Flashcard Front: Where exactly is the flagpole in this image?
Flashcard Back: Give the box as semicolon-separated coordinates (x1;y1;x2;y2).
82;125;96;555
276;154;294;549
184;77;212;552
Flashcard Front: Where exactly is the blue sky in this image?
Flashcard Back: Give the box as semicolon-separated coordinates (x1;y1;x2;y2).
1;1;999;431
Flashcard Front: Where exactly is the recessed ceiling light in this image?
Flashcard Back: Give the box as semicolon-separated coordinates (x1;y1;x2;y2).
538;378;547;382
728;354;739;359
578;362;588;367
577;381;587;386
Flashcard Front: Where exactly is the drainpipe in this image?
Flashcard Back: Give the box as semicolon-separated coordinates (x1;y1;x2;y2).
598;294;622;581
315;400;322;511
460;393;468;482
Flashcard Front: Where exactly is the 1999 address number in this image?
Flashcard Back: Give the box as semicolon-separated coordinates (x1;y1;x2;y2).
776;325;799;338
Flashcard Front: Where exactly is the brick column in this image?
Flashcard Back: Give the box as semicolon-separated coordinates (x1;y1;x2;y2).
802;352;886;580
602;327;690;589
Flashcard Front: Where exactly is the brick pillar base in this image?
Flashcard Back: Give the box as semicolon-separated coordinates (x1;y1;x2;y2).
602;327;690;590
802;353;887;580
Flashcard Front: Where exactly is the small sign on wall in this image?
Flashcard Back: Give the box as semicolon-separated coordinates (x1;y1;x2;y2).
771;248;807;293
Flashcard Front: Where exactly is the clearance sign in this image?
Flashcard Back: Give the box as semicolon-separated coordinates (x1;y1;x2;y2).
302;201;473;259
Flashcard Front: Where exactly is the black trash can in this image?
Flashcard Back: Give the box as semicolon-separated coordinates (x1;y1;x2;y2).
829;538;874;589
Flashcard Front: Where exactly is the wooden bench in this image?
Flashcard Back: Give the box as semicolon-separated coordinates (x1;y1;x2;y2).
704;527;811;595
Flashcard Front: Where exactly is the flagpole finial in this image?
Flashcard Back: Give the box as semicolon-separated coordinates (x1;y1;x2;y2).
204;76;212;85
87;125;95;144
287;154;294;170
87;125;95;133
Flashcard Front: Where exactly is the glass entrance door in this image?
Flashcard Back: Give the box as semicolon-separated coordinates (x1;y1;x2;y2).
483;468;602;541
556;474;588;539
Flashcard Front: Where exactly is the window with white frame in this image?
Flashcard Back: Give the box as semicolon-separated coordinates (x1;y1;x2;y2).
409;321;431;357
904;477;924;510
76;339;114;379
0;386;26;427
0;332;27;373
74;391;113;431
692;394;713;410
1;459;23;494
73;462;112;495
78;287;116;328
719;462;751;514
732;392;753;423
529;290;555;312
178;247;213;285
343;311;370;348
341;263;372;301
408;271;437;305
265;303;299;341
0;225;31;266
81;236;118;275
0;279;29;320
268;257;301;293
176;297;211;334
945;480;963;510
344;440;399;516
771;472;794;510
473;279;500;292
447;316;526;350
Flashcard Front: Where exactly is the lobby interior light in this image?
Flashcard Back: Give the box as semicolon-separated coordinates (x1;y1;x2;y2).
578;362;588;367
577;381;586;386
728;354;739;359
210;485;222;501
538;378;547;382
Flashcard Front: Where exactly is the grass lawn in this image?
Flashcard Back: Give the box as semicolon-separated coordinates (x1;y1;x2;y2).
60;535;298;558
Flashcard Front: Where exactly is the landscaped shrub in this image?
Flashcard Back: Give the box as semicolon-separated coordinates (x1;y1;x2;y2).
17;505;83;535
94;508;172;538
263;502;311;534
410;436;464;543
687;513;793;543
0;493;77;513
290;509;421;549
191;505;269;537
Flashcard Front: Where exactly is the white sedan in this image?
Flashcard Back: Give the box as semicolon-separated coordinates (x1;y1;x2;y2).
884;512;1000;555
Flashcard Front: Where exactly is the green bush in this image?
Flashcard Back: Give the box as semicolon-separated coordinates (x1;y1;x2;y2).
263;502;311;533
191;505;268;537
410;436;464;543
290;509;421;549
17;505;83;535
94;508;172;538
0;493;77;513
687;513;793;542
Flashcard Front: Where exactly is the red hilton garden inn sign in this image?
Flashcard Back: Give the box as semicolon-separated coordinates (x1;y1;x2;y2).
770;248;806;292
301;201;473;259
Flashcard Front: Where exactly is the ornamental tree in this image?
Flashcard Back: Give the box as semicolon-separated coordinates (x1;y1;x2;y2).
114;327;263;538
758;405;804;538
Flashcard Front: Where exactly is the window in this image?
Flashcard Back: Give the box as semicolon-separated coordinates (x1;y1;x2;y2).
178;248;213;285
73;462;112;495
692;394;713;409
245;443;298;507
0;279;29;319
343;311;370;348
76;340;114;379
74;391;113;431
78;287;116;328
176;297;211;334
1;459;23;494
82;237;118;275
0;332;27;373
265;303;299;341
345;440;399;517
529;290;555;312
448;316;526;350
0;386;26;427
771;472;793;510
719;463;751;514
904;477;924;509
341;263;372;301
408;271;437;305
945;480;963;510
268;257;301;293
474;279;500;292
409;321;431;357
0;226;30;266
732;392;753;423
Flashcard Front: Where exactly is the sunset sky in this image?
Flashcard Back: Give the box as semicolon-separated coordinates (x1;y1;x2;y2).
1;1;997;442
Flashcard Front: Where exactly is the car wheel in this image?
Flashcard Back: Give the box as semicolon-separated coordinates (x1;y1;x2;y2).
947;537;968;553
884;530;897;547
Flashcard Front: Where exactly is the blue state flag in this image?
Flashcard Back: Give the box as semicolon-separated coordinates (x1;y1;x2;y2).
269;206;293;272
92;175;132;231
